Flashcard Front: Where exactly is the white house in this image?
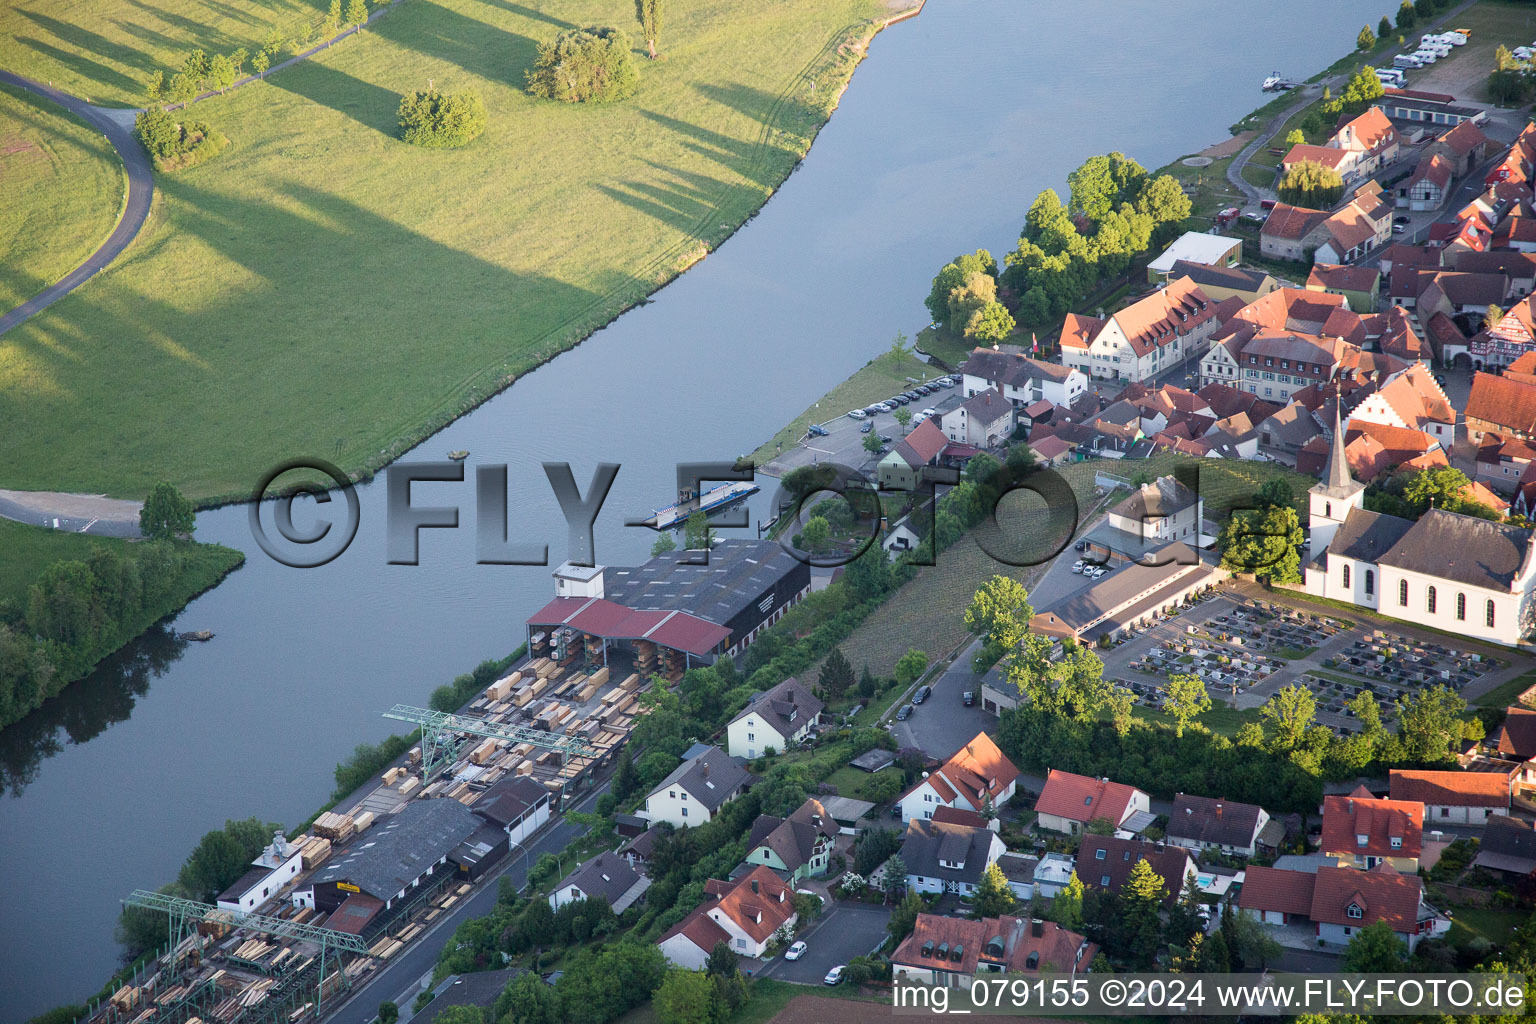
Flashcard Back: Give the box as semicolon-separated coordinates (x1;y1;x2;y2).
642;746;751;828
1105;476;1203;546
1058;277;1224;383
658;866;796;965
959;347;1088;408
1164;794;1271;858
1389;769;1512;825
474;775;553;848
549;850;650;912
725;678;823;758
940;387;1014;447
216;833;305;913
897;732;1019;824
1033;769;1150;835
901;818;1007;896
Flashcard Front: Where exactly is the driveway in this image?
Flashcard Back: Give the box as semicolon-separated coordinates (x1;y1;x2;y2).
757;902;892;984
888;636;998;758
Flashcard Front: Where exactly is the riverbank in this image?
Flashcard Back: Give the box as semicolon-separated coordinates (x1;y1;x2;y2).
0;0;921;503
0;517;245;731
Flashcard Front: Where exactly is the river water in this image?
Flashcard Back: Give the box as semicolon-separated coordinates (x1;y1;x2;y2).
0;0;1383;1017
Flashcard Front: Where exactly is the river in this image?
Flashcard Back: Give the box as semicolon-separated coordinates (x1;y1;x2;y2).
0;0;1383;1017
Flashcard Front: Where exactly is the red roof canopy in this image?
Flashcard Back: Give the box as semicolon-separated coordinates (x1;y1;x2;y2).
526;596;731;656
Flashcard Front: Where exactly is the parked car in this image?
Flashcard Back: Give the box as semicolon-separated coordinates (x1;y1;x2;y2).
895;704;913;721
904;390;921;400
879;435;893;444
1393;215;1410;224
962;690;976;706
824;966;845;986
1091;567;1107;580
860;422;873;433
848;409;867;420
911;414;928;427
1074;539;1088;551
785;941;808;961
808;424;829;437
937;377;956;387
913;684;932;703
1393;223;1407;234
1072;560;1085;573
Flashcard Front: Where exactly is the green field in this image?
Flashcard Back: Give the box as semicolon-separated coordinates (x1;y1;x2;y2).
0;0;327;107
0;0;890;501
0;83;124;311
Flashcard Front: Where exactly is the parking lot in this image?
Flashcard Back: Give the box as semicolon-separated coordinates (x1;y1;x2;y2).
761;377;963;477
756;902;892;983
889;635;1000;756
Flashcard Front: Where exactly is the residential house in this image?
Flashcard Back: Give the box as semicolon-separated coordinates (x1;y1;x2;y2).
1471;299;1536;371
1261;203;1329;260
1240;863;1448;951
1307;263;1381;313
897;732;1020;824
642;745;751;828
1106;475;1202;546
1467;371;1536;441
1401;152;1454;211
994;851;1041;901
1313;185;1393;265
1296;420;1444;481
1471;814;1536;879
1146;232;1243;282
1450;252;1536;299
1032;853;1076;899
1057;276;1222;383
941;387;1014;447
1476;435;1536;495
1258;401;1324;461
1347;364;1455;446
1389;769;1511;825
901;818;1007;895
473;775;553;848
1281;108;1399;185
1165;793;1271;858
1029;434;1076;467
1200;334;1245;388
1427;119;1490;176
1238;330;1346;403
876;418;949;490
1034;769;1150;836
1076;835;1197;901
959;348;1088;408
744;797;838;881
1319;785;1425;872
549;851;650;912
657;866;795;966
891;914;1096;987
725;677;823;758
1168;260;1276;305
1415;271;1511;323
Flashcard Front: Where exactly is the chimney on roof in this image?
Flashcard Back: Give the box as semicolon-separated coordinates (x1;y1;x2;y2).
751;879;759;894
1031;919;1044;938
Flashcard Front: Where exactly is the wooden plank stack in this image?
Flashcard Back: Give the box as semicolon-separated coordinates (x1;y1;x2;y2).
313;812;355;843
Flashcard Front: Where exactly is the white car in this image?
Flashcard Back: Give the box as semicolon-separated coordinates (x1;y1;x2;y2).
824;965;845;986
785;941;808;961
1091;567;1107;580
848;409;867;420
1071;560;1085;573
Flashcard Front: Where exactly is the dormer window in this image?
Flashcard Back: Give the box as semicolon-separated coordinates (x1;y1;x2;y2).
1391;836;1403;849
1357;834;1368;847
921;941;935;958
1095;849;1106;860
1348;904;1364;919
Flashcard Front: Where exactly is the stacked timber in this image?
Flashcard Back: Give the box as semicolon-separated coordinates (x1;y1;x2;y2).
383;766;405;786
531;658;555;678
313;812;355;842
469;739;498;765
398;776;421;797
353;811;376;833
633;640;657;676
487;673;520;701
299;836;332;869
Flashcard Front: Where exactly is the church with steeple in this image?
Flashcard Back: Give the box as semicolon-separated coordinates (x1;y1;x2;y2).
1302;403;1536;647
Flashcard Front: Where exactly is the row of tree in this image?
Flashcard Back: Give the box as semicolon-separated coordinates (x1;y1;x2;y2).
1356;0;1457;52
924;152;1193;339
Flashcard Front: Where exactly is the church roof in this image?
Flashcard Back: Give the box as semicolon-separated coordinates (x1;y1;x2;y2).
1377;509;1535;591
1328;507;1416;564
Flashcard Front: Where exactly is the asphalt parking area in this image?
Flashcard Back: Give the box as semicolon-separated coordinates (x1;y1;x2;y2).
758;902;893;984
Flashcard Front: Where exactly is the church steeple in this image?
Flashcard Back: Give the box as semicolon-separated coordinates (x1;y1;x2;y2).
1307;385;1366;559
1314;389;1366;501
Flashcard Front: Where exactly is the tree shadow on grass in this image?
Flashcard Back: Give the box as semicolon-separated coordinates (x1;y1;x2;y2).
264;58;403;135
477;0;574;32
118;0;253;54
370;0;539;92
11;34;146;100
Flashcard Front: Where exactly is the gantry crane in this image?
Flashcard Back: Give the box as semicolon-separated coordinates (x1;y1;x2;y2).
381;704;598;781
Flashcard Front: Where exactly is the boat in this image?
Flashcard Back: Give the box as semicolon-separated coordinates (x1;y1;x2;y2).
1261;72;1295;91
447;450;468;461
641;480;760;530
180;630;214;642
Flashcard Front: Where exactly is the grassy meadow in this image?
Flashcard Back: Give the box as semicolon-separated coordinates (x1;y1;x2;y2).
0;83;124;312
0;0;889;500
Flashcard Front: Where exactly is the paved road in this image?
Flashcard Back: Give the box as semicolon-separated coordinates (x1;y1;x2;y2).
755;903;892;984
0;489;143;536
0;72;154;338
325;778;610;1024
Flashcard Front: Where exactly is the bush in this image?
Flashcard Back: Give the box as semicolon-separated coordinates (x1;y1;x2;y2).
134;107;228;172
398;88;488;148
526;26;639;103
1277;159;1344;208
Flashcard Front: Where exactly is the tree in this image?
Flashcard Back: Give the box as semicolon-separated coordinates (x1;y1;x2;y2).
1219;504;1303;583
519;896;557;949
1260;685;1316;751
347;0;368;28
866;770;903;805
1226;909;1281;970
651;532;676;557
1167;875;1205;945
634;0;664;59
1378;16;1392;39
800;515;831;553
378;1002;399;1024
1357;24;1376;51
888;891;924;944
1402;465;1474;515
1395;685;1467;763
924;251;995;330
1161;673;1210;738
894;648;928;688
683;510;709;550
1255;477;1295;511
887;330;911;368
494;972;559;1024
252;50;271;75
1278;159;1345;208
1051;872;1085;930
1135;174;1192;228
965;576;1034;652
653;969;721;1024
526;27;639;103
432;1006;483;1024
1285;128;1306;146
705;941;738;979
261;27;285;59
893;407;912;427
974;862;1017;919
325;0;343;33
965;301;1015;343
1396;0;1416;30
612;747;638;799
862;432;884;456
854;828;901;875
1119;859;1167;968
178;829;249;901
397;88;488;148
206;54;236;92
140;482;195;540
1486;304;1506;332
229;48;248;75
1067;152;1147;222
819;647;855;699
1342;920;1408;972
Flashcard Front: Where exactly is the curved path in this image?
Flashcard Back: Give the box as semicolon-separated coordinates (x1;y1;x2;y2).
0;72;153;338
